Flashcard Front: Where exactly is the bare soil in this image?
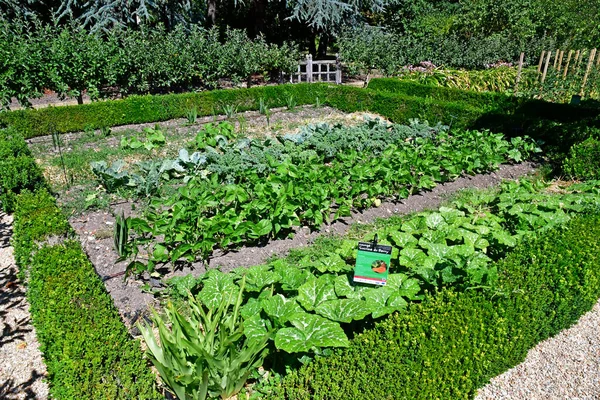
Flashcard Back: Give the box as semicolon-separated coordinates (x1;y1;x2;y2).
69;162;538;332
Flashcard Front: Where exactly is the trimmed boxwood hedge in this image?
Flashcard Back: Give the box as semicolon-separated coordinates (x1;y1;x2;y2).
0;83;485;138
27;240;161;399
272;214;600;399
0;129;47;212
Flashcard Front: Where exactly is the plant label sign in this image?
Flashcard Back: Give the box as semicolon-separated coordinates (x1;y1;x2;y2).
353;242;392;286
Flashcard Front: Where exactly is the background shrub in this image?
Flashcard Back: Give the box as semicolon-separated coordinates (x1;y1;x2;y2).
563;136;600;180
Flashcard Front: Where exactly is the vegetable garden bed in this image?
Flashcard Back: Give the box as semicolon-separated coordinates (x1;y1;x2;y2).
3;81;600;399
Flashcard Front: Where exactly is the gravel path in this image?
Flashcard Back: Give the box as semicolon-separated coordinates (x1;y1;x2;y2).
476;298;600;400
0;212;48;400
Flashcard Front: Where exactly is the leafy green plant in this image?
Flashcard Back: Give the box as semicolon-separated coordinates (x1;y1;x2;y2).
100;126;112;137
120;125;166;151
315;97;321;108
259;98;269;115
286;95;296;111
139;276;272;400
186;106;198;124
52;131;70;187
222;104;238;119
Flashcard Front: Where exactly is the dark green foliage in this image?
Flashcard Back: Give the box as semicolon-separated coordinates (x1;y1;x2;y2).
27;241;161;399
12;189;72;268
273;214;600;399
563;137;600;180
0;129;46;212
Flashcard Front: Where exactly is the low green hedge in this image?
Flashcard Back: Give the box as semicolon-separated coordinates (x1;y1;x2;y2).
12;189;72;268
273;214;600;399
0;83;484;138
28;240;161;399
0;129;46;212
368;78;600;126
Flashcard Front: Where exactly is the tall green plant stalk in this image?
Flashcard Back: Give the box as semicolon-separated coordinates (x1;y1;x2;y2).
51;131;70;187
138;276;272;400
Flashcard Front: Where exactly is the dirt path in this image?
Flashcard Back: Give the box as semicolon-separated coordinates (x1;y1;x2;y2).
71;162;538;329
0;213;48;400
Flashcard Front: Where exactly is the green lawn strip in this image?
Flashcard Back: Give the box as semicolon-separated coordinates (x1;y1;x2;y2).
5;127;162;398
269;213;600;399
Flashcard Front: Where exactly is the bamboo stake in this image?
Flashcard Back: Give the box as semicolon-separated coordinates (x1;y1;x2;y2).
575;49;583;70
580;48;597;96
557;50;565;73
541;51;552;83
553;49;560;69
563;50;573;79
515;52;525;90
537;50;546;73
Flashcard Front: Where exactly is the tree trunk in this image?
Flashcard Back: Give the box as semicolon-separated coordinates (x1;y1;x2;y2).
77;93;83;105
317;33;329;58
207;0;217;26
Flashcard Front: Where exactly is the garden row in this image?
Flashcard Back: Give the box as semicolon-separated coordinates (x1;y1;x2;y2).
147;179;600;399
1;21;298;109
270;212;600;398
0;131;161;398
116;118;538;274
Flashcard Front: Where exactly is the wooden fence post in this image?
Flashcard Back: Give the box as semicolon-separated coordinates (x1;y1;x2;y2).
306;54;313;83
553;49;560;69
537;50;546;73
557;50;565;73
563;50;573;79
515;52;525;90
541;51;552;83
581;48;597;96
335;53;342;84
575;49;583;70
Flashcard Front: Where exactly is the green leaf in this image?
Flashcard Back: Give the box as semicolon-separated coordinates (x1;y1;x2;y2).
274;313;349;353
243;314;270;345
387;231;418;248
240;298;263;320
397;278;421;299
243;265;280;292
262;294;303;325
297;276;337;311
425;213;446;229
398;248;427;268
314;299;372;323
198;272;238;309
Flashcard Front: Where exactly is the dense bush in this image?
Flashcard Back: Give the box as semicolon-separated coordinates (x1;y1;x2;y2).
563;137;600;180
0;129;46;212
272;213;600;399
27;240;161;399
0;21;300;109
